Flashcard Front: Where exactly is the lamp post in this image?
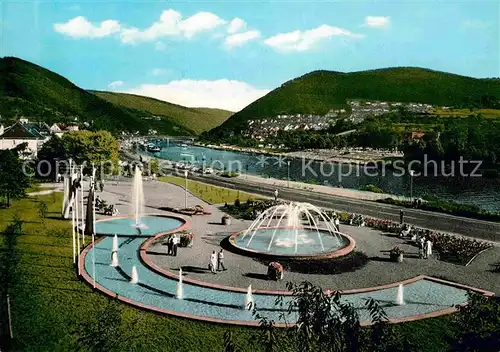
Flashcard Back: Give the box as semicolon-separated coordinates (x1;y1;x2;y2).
184;170;188;209
287;161;291;188
409;170;415;203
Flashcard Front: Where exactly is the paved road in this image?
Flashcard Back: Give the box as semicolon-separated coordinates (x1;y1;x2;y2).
185;173;500;242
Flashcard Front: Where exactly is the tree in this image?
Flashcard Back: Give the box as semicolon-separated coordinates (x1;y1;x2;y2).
37;130;120;178
0;215;23;350
448;293;500;351
0;148;30;207
242;281;406;352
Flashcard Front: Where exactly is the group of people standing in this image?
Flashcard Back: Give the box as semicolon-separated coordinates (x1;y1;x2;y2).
165;234;179;256
418;236;433;259
209;249;226;274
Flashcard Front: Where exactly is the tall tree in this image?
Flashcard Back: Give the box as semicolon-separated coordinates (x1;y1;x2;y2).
0;148;30;207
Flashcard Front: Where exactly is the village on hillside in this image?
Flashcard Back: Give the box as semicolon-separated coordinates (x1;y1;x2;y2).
242;99;435;142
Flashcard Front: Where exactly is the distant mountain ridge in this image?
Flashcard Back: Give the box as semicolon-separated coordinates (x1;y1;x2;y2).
91;91;233;134
0;57;231;135
210;67;500;136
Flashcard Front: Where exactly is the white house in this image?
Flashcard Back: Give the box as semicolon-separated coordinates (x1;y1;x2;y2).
0;121;50;157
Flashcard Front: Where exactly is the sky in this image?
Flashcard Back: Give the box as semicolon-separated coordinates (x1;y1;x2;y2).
1;0;499;112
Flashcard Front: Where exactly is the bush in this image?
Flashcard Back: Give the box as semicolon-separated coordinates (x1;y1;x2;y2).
256;251;369;275
361;184;385;193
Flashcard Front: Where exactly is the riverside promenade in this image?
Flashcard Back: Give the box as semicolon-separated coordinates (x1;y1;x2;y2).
184;172;500;242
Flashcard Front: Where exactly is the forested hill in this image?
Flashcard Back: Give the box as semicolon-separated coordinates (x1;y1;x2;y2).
0;57;201;135
209;67;500;137
91;91;233;134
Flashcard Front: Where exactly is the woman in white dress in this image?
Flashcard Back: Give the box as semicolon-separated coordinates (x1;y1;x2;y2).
209;250;217;274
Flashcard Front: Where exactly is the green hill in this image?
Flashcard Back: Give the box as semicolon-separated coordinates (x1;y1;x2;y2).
91;91;233;134
0;57;193;135
210;67;500;136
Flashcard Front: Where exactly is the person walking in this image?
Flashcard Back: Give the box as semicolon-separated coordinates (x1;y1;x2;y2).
425;238;432;259
217;249;227;271
172;234;179;256
99;181;104;192
274;189;279;201
334;217;340;232
400;209;404;225
167;235;173;255
210;250;217;274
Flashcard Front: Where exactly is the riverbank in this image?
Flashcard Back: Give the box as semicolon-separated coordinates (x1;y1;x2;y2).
237;173;408;202
194;142;400;165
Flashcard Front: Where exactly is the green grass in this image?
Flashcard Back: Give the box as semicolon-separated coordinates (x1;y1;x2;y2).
0;193;257;351
158;175;259;204
429;108;500;118
92;91;233;134
25;185;54;193
209;67;500;136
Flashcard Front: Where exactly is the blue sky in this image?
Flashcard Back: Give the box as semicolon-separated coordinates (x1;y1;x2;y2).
1;0;499;111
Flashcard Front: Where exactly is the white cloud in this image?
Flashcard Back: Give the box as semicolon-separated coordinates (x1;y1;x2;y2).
365;16;390;28
224;30;260;49
120;9;226;43
54;16;120;38
108;80;124;89
124;79;270;111
227;18;246;34
151;68;170;76
264;24;362;52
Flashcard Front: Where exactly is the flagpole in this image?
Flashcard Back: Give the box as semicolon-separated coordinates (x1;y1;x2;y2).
76;187;80;274
92;170;96;289
80;165;85;244
72;194;76;264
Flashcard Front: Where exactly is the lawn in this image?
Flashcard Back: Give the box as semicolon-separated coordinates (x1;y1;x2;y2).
158;175;261;204
0;192;458;351
0;193;256;351
429;108;500;118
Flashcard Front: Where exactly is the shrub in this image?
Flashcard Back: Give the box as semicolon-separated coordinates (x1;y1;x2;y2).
361;184;384;193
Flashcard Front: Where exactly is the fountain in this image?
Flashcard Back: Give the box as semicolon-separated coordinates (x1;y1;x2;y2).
131;165;147;229
111;251;118;267
176;268;183;299
112;234;118;252
245;285;254;310
130;266;139;284
396;284;405;305
230;202;354;259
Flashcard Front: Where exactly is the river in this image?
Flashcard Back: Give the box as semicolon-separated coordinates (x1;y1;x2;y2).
141;142;500;212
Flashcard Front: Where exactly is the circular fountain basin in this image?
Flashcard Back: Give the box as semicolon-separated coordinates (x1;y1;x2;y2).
95;215;186;237
229;227;355;259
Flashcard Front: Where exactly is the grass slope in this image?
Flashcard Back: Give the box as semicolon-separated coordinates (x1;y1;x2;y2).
0;57;192;136
0;193;255;351
92;91;233;134
212;67;500;135
159;175;258;204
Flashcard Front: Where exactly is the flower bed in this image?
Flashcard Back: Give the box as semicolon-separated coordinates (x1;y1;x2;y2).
362;217;492;265
225;200;492;266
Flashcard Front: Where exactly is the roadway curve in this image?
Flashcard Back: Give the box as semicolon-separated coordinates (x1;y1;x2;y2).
184;173;500;242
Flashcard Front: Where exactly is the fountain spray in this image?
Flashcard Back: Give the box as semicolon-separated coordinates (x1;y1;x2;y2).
245;285;254;310
130;266;139;284
395;284;405;305
112;235;118;252
111;251;119;267
176;268;183;299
